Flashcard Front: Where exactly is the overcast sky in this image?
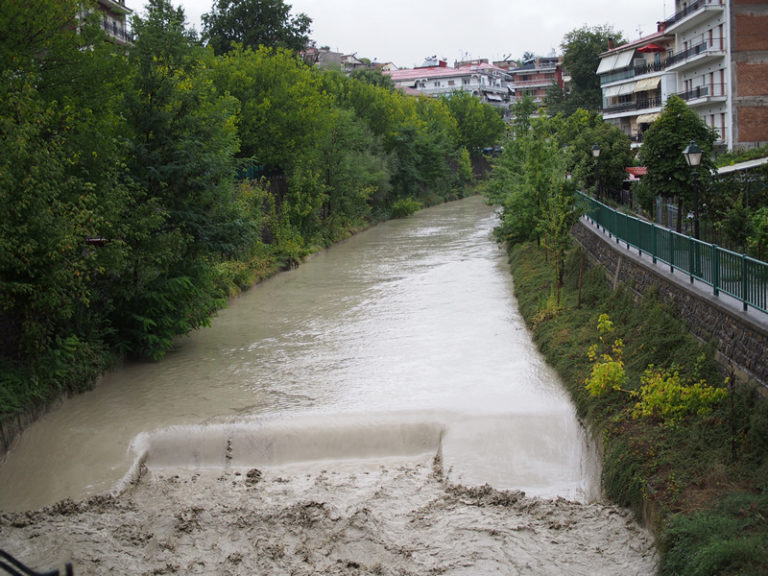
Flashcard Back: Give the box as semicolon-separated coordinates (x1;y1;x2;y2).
124;0;671;68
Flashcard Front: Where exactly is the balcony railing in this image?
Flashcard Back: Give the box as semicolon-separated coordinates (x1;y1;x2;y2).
601;59;670;86
101;20;133;43
634;59;668;76
663;0;723;29
603;96;662;113
678;83;726;101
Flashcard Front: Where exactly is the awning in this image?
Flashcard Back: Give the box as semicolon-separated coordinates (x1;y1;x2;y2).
618;82;636;96
634;77;661;92
596;49;635;74
603;82;636;98
636;112;660;124
485;92;503;102
638;43;666;53
597;54;619;75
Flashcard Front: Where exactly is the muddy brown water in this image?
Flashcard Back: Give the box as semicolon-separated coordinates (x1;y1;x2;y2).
0;195;604;511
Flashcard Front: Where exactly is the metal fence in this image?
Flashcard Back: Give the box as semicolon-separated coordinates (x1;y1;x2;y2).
577;191;768;314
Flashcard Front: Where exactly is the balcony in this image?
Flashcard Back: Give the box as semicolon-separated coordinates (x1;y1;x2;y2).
663;0;725;33
603;96;663;115
677;83;727;105
666;39;725;71
101;20;133;44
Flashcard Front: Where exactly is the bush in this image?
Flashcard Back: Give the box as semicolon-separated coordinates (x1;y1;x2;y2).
390;197;423;219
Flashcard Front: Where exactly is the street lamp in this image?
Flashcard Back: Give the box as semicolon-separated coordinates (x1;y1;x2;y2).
592;143;601;201
683;140;703;277
682;140;702;240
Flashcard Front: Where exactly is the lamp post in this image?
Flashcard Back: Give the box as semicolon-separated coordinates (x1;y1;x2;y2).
683;140;703;276
592;143;601;201
682;140;703;239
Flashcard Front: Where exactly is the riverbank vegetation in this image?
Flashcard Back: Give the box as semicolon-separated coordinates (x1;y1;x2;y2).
484;96;768;574
0;0;505;417
507;243;768;575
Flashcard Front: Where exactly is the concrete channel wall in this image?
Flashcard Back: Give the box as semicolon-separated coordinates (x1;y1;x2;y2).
572;219;768;389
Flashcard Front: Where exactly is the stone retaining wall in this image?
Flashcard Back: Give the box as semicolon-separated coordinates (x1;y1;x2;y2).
572;220;768;388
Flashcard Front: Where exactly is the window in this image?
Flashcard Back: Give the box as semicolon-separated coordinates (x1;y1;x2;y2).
448;80;455;86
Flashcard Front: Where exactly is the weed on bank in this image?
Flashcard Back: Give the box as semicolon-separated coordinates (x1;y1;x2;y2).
508;242;768;576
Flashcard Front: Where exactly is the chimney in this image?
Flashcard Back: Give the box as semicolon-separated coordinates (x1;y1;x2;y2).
608;37;615;50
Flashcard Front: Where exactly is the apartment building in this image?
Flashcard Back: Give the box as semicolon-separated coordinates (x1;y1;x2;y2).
502;55;565;105
385;57;512;110
598;30;675;146
598;0;768;151
92;0;133;45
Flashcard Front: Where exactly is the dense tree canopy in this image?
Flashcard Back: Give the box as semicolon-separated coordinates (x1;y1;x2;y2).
636;95;717;231
202;0;311;54
0;0;498;415
545;25;625;116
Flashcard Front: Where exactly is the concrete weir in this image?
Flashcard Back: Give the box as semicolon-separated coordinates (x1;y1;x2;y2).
125;414;445;476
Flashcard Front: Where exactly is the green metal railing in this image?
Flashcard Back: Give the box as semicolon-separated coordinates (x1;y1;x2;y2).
577;191;768;314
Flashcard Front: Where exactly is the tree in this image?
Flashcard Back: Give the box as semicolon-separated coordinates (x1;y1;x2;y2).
0;0;132;405
546;25;624;116
202;0;311;55
111;0;242;358
349;68;394;90
442;91;505;156
637;95;717;232
559;109;632;200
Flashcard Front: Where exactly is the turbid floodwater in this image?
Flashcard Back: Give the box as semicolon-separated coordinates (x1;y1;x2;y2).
0;196;657;574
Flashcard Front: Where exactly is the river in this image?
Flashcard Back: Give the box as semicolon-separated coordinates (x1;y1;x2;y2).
0;196;659;575
0;195;600;511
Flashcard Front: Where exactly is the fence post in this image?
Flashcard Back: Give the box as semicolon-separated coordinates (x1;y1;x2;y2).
742;254;749;312
689;238;695;284
651;223;657;264
712;245;719;296
670;234;675;273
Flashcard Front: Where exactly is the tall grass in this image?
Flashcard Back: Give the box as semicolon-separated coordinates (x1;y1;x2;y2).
507;241;768;575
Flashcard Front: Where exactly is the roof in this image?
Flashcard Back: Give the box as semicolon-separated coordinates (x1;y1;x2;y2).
386;62;508;82
716;157;768;175
600;30;671;57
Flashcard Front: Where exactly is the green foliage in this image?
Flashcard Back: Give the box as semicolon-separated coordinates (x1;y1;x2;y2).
559;109;633;199
390;197;423;219
662;492;768;576
546;25;625;116
508;239;768;574
585;314;627;396
632;364;728;427
0;0;482;416
202;0;311;54
442;91;505;155
715;143;768;167
638;95;717;230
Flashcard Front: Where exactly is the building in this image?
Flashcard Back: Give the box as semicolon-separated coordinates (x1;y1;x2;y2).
504;54;565;105
93;0;133;45
598;29;675;146
384;57;512;110
598;0;768;151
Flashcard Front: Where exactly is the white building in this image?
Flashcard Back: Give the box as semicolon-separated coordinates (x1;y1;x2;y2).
385;57;512;110
598;0;768;151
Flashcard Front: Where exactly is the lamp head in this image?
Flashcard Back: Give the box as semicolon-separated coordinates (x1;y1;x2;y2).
592;143;601;158
683;140;703;167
